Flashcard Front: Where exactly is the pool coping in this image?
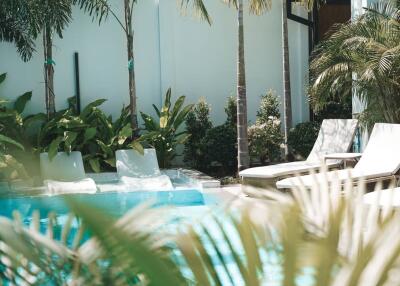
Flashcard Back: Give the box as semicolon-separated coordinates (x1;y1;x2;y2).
0;168;221;199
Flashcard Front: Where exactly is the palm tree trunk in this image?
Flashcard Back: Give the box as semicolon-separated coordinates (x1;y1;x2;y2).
236;0;250;172
282;0;292;158
43;24;56;118
124;0;138;131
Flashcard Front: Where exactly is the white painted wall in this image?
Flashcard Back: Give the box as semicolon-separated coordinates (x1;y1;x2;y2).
0;0;310;126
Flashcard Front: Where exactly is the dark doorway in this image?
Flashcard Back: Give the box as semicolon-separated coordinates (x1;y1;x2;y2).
317;0;351;42
310;0;352;121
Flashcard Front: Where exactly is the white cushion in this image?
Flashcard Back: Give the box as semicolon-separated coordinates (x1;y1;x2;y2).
354;123;400;176
276;168;391;189
364;188;400;207
120;175;173;191
239;161;339;179
44;178;97;195
116;149;161;178
277;123;400;189
40;152;86;181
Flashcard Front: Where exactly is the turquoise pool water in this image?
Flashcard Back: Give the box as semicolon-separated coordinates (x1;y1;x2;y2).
0;189;314;285
0;189;208;218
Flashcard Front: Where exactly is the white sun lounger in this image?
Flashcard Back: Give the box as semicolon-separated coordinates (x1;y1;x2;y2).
40;151;97;195
239;119;358;181
277;123;400;189
364;187;400;207
116;149;173;191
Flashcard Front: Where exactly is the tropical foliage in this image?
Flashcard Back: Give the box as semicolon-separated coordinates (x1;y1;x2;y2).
0;0;74;116
0;134;27;181
309;1;400;128
0;73;44;180
39;98;139;172
140;88;193;168
1;175;400;285
184;98;213;171
0;0;39;61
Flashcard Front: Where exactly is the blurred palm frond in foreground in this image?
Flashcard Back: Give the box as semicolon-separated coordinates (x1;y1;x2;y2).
1;175;400;285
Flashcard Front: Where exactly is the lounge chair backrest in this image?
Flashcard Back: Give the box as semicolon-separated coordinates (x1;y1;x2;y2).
40;151;86;181
307;119;358;162
116;148;161;178
355;123;400;176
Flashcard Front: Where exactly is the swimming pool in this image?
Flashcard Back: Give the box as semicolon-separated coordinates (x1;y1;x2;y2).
0;187;316;286
0;189;219;234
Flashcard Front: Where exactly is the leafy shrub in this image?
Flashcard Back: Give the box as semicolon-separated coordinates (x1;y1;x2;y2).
248;121;283;164
202;123;237;171
184;98;212;171
248;90;284;164
225;96;237;126
256;89;280;124
288;121;320;159
0;73;45;180
198;97;238;174
0;134;28;181
38;98;138;172
140;88;193;168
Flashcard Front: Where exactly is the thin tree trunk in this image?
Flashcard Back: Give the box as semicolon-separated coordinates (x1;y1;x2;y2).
43;24;55;118
282;0;292;158
124;0;138;131
237;0;250;172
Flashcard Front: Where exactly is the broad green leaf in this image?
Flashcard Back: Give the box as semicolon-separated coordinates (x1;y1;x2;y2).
48;136;63;161
130;140;144;155
64;131;78;152
14;91;32;113
80;99;107;118
0;73;6;85
152;104;161;117
0;134;24;150
164;88;172;111
84;127;97;142
96;140;113;156
88;158;101;173
170;96;186;124
57;117;86;129
118;123;132;145
174;104;194;129
159;112;169;129
140;112;158;130
24;113;47;127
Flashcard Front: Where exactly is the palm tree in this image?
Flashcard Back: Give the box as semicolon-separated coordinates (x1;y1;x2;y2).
309;1;400;128
74;0;211;131
229;0;272;171
281;0;292;159
0;0;73;118
0;0;38;62
74;0;138;129
40;0;73;118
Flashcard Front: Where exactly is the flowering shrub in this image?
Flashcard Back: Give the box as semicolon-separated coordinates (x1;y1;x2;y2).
248;117;283;164
248;91;284;164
